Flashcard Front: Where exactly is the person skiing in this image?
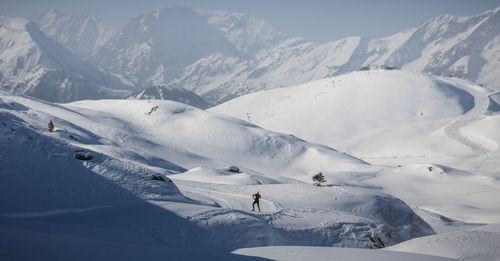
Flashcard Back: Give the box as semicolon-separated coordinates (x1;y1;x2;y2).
252;192;261;212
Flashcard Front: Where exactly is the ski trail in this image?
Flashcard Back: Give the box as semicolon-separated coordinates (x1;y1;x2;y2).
442;80;491;154
176;184;279;213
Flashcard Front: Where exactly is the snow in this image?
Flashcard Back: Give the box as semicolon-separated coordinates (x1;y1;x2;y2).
0;16;138;103
30;9;116;58
209;70;500;258
171;7;500;103
129;85;209;109
0;83;433;258
388;223;500;261
90;7;240;87
234;246;459;261
1;6;500;259
211;70;479;157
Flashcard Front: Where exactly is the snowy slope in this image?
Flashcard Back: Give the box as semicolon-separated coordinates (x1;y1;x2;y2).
388;223;500;261
172;7;500;103
0;90;272;261
30;9;116;58
64;98;369;178
0;89;436;254
234;246;458;261
2;74;499;258
129;85;209;109
211;70;478;157
0;16;138;102
211;70;500;228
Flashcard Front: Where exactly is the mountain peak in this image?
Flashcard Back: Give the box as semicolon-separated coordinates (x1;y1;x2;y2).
30;9;116;58
0;16;137;102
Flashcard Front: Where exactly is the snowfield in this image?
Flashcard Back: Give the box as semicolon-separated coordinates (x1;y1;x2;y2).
1;70;500;260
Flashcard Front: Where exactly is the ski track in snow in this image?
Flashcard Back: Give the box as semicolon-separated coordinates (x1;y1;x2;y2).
176;184;280;213
443;81;491;155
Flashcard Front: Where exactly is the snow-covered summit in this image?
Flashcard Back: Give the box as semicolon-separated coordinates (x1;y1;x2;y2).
90;7;239;87
30;9;116;58
197;9;288;55
0;16;138;102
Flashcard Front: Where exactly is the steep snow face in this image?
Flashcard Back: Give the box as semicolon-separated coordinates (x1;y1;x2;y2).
197;9;288;55
129;85;209;109
211;70;477;156
171;7;500;103
30;9;116;58
0;16;138;102
90;7;239;88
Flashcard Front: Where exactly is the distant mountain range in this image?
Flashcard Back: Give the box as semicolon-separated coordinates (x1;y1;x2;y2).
171;6;500;103
0;16;137;103
2;6;499;104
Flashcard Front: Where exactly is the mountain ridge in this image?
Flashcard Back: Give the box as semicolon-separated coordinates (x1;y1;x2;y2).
0;16;138;103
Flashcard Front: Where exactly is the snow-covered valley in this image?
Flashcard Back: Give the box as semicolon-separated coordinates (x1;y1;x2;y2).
1;68;500;260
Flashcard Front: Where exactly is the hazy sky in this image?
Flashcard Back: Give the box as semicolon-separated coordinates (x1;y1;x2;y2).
2;0;499;42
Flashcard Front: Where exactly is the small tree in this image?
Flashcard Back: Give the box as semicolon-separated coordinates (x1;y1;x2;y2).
312;172;326;186
364;232;386;249
48;120;54;132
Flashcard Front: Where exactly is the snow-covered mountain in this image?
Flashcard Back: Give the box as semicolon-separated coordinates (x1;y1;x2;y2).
0;16;138;103
30;9;116;58
32;7;499;104
172;7;500;103
197;9;288;55
129;85;209;109
89;7;242;88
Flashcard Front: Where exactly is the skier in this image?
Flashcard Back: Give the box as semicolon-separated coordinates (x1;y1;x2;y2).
252;192;261;212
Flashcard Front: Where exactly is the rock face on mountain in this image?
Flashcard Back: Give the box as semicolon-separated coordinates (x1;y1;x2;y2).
0;16;137;103
30;9;116;58
129;85;208;109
